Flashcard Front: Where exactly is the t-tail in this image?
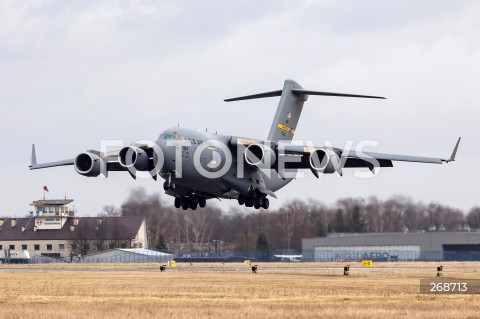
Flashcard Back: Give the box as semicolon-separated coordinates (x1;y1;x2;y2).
224;79;385;142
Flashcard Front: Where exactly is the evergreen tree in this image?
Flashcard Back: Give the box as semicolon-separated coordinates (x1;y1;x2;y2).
316;222;328;237
256;233;270;252
467;207;480;229
334;209;345;233
352;205;365;232
155;234;168;252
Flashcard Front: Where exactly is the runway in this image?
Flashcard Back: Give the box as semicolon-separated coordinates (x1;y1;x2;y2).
1;265;479;272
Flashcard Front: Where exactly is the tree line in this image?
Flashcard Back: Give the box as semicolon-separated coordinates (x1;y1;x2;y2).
101;188;480;254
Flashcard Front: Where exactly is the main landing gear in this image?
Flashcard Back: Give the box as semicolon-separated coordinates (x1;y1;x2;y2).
237;190;269;210
174;196;206;210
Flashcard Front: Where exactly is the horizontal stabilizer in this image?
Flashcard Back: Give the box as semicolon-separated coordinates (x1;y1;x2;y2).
224;90;282;102
224;88;385;102
291;89;386;99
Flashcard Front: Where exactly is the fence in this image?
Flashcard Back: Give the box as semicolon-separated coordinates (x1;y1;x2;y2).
301;250;480;262
7;250;480;264
22;250;285;264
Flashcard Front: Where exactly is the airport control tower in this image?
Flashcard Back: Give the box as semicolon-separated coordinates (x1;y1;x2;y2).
29;199;76;230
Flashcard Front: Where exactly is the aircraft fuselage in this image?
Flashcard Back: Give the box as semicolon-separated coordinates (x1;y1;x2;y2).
156;127;292;201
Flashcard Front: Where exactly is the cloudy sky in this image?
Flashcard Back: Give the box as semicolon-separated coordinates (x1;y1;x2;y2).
1;0;478;216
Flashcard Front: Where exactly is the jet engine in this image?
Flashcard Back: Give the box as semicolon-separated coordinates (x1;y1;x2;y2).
309;149;341;174
244;143;276;168
74;152;104;177
118;146;151;171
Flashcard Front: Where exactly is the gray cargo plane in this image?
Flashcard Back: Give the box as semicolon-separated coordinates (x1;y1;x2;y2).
30;79;460;210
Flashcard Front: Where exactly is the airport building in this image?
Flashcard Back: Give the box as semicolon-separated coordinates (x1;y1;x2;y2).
0;199;148;258
302;231;480;262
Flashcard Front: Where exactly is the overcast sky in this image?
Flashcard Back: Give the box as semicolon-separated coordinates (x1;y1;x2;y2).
1;0;478;216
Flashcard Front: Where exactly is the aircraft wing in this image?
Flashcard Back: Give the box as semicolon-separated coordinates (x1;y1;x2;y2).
85;150;127;171
29;145;74;170
30;158;75;170
345;150;443;164
346;137;460;165
279;137;461;174
29;145;128;174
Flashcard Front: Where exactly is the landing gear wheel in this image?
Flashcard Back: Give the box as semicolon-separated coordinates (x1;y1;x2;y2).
174;197;181;208
245;197;254;207
181;197;189;210
238;194;245;205
189;197;198;210
198;197;206;208
262;197;269;209
163;181;169;191
254;198;262;209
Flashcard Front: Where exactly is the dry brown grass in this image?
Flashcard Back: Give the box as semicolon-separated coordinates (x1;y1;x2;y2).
0;262;479;319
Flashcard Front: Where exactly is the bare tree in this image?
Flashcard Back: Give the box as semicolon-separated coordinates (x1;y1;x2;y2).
98;205;121;217
109;217;129;249
115;187;471;253
70;219;94;256
365;196;381;232
280;199;306;251
92;218;108;252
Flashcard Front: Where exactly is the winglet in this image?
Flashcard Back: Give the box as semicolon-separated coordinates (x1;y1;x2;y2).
443;137;461;163
30;144;37;168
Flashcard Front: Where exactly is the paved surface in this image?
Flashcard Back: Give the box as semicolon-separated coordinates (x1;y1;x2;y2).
0;265;478;272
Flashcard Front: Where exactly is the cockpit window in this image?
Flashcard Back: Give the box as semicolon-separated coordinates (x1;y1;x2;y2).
159;133;186;140
160;134;175;140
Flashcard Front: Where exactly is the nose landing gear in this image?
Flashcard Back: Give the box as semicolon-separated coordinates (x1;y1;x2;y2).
163;173;175;191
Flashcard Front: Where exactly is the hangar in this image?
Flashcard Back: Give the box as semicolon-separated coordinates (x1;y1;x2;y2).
82;248;172;263
302;231;480;261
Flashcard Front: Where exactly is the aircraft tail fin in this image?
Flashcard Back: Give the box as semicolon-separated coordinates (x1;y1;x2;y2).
224;79;385;142
266;80;306;142
225;80;307;142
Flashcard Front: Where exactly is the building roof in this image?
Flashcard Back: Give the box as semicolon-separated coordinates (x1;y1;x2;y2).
0;216;144;241
83;248;172;262
87;248;172;258
31;199;74;206
119;248;172;256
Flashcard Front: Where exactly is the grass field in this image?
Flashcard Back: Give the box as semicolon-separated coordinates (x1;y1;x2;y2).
1;262;479;319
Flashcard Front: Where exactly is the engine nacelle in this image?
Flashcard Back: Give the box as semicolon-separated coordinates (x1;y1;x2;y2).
118;146;149;171
244;143;276;168
74;152;103;177
309;149;341;174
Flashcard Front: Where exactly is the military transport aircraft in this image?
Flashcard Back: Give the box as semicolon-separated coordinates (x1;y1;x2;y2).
30;79;460;210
